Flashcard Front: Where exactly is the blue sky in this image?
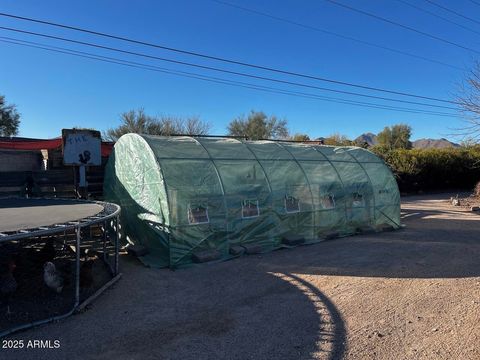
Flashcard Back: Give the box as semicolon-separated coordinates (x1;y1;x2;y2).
0;0;477;141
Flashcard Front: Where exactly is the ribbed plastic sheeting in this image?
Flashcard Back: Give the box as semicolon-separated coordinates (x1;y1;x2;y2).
104;134;400;268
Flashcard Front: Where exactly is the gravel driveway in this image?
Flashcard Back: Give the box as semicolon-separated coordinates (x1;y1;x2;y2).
2;193;480;360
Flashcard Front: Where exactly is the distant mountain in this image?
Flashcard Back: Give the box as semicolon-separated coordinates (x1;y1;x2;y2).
412;138;460;149
353;133;459;149
354;132;377;146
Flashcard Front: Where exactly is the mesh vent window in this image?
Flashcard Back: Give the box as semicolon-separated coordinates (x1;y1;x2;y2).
242;199;260;218
285;195;300;213
320;194;336;209
188;203;209;224
352;192;364;207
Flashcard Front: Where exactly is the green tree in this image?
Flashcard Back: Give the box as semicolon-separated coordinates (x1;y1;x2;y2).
376;124;412;150
290;133;310;141
323;133;353;146
104;109;210;141
0;95;20;136
227;110;289;140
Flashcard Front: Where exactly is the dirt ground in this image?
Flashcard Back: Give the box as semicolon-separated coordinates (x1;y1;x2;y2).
453;193;480;210
2;193;480;360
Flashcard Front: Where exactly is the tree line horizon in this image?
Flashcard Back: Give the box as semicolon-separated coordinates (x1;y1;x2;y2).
0;97;416;148
101;108;416;150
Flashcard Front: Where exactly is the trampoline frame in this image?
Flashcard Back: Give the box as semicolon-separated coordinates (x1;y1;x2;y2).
0;197;121;338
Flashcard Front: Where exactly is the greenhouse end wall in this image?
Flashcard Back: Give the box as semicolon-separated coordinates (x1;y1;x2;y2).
104;134;401;268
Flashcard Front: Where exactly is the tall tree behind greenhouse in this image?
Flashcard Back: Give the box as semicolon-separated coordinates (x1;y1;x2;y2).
376;124;412;150
104;109;211;141
323;133;353;146
290;133;310;141
228;110;289;140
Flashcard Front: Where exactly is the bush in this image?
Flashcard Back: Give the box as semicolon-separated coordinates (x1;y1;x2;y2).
371;147;480;193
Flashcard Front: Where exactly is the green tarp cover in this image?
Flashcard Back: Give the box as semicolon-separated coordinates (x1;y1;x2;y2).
104;134;400;268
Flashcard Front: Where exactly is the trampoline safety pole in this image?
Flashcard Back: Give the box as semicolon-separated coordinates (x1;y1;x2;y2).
114;215;119;276
75;225;81;307
103;220;107;263
63;229;67;251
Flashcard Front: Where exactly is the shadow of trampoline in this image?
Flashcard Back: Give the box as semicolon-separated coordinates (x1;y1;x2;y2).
276;273;347;360
5;254;347;360
91;257;347;360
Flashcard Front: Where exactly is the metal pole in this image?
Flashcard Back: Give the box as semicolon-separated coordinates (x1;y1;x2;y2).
62;229;67;251
114;216;119;276
103;220;107;262
75;225;81;307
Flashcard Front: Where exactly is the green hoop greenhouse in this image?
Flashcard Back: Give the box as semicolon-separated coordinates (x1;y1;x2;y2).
104;134;400;268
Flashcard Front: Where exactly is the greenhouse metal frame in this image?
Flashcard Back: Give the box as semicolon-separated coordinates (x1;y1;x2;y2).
104;135;400;268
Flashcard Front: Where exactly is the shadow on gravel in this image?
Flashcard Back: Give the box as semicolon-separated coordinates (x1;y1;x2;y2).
90;265;347;360
261;205;480;279
6;198;476;359
4;256;347;360
278;273;347;360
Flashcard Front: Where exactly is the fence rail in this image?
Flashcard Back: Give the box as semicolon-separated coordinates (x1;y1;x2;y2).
0;167;106;199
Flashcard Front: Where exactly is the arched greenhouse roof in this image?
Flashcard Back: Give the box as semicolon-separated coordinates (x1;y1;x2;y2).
104;134;400;268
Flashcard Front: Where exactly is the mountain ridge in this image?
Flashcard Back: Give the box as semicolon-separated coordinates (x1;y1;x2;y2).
353;133;459;148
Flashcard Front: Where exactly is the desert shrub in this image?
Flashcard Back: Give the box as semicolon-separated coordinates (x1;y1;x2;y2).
371;147;480;193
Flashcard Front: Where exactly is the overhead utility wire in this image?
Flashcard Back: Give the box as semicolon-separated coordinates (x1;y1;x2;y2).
424;0;480;26
323;0;480;55
0;11;457;104
0;25;459;111
211;0;462;71
395;0;480;36
0;36;458;117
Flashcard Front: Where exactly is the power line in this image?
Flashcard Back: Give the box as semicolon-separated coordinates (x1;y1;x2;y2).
0;25;459;111
0;11;457;104
0;36;459;118
0;37;454;116
470;0;480;7
211;0;463;71
395;0;480;36
424;0;480;26
323;0;480;55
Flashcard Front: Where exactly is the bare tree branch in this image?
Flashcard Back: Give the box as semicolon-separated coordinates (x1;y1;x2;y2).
103;109;211;141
